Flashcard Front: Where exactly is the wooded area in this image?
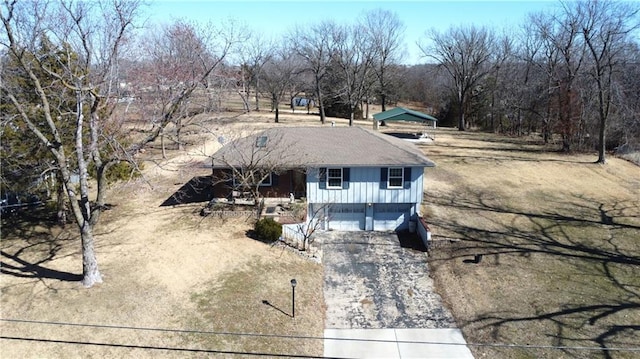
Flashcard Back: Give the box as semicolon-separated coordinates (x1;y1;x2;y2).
1;0;639;286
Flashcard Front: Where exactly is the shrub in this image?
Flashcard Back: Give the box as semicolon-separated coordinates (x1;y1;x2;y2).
89;160;143;184
254;217;282;242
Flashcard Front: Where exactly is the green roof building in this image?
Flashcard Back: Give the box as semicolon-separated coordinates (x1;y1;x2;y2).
373;107;438;128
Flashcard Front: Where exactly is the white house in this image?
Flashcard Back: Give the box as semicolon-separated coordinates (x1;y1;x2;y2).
209;126;435;232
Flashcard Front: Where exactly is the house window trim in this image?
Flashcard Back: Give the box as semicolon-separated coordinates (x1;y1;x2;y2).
387;167;404;189
326;168;343;189
259;172;272;187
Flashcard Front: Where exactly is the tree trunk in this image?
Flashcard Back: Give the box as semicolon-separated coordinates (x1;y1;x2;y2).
597;116;606;163
161;128;166;159
81;224;103;287
517;109;522;137
458;93;466;131
275;107;279;123
255;79;261;111
381;93;387;112
490;91;495;132
72;93;103;288
562;134;571;152
595;77;607;164
56;173;67;226
319;99;326;124
238;91;250;113
316;81;325;124
176;117;184;150
365;99;370;120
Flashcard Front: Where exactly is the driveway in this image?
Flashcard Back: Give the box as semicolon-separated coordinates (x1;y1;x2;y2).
321;232;475;358
321;231;456;329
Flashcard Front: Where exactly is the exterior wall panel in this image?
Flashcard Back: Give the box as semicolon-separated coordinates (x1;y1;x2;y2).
307;166;424;205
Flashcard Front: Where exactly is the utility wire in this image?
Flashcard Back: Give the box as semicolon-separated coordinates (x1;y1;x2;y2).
2;318;639;353
0;335;329;359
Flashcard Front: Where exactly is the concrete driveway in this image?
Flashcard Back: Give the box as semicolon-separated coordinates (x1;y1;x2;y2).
321;231;474;358
321;231;456;329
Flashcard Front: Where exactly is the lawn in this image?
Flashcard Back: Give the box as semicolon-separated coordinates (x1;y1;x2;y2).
2;111;638;358
421;128;640;359
0;112;324;358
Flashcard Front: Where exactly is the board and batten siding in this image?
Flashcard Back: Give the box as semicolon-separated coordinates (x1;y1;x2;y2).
306;166;424;204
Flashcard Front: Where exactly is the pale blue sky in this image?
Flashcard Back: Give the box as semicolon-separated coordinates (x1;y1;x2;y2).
142;1;562;64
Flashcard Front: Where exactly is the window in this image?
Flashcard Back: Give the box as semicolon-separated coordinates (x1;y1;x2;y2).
319;167;349;189
327;168;343;189
388;167;404;188
259;172;272;186
256;136;268;147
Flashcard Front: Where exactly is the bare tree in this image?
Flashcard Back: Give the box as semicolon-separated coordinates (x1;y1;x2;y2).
258;44;303;123
520;12;562;143
420;25;495;131
238;32;274;112
571;0;640;163
362;9;405;112
485;33;515;133
331;23;376;126
291;202;330;251
132;19;239;153
1;0;141;287
551;10;587;152
290;21;336;124
1;0;241;287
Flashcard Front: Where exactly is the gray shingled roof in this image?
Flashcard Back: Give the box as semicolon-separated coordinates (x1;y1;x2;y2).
210;126;435;168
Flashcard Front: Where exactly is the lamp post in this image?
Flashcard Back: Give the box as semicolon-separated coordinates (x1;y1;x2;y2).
290;279;297;318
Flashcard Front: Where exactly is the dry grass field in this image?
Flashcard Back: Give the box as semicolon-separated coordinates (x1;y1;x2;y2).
1;104;638;358
0;111;327;358
420;129;640;358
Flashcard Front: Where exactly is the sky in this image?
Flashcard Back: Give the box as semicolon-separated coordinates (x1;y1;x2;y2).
142;1;564;65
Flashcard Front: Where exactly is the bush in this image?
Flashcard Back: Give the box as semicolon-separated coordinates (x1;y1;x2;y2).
89;160;143;184
254;217;282;242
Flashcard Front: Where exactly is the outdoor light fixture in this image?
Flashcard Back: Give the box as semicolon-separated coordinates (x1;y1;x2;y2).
290;279;297;318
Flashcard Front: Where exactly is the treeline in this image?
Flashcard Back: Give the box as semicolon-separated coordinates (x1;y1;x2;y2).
413;1;640;164
219;1;639;163
136;1;639;163
2;0;639;198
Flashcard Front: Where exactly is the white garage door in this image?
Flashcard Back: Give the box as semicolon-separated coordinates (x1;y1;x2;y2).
373;203;412;231
328;204;365;231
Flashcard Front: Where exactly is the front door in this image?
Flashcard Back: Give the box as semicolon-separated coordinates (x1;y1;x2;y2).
292;170;306;199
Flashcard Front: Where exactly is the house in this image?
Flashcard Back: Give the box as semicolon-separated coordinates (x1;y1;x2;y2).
208;126;435;231
373;107;439;129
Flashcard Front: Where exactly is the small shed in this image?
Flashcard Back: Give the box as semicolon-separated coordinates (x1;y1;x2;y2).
373;107;438;129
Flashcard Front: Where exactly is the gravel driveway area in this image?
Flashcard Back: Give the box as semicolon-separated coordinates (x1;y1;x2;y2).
321;231;456;329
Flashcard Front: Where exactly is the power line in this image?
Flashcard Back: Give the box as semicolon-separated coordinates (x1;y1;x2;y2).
2;318;639;353
0;335;329;358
